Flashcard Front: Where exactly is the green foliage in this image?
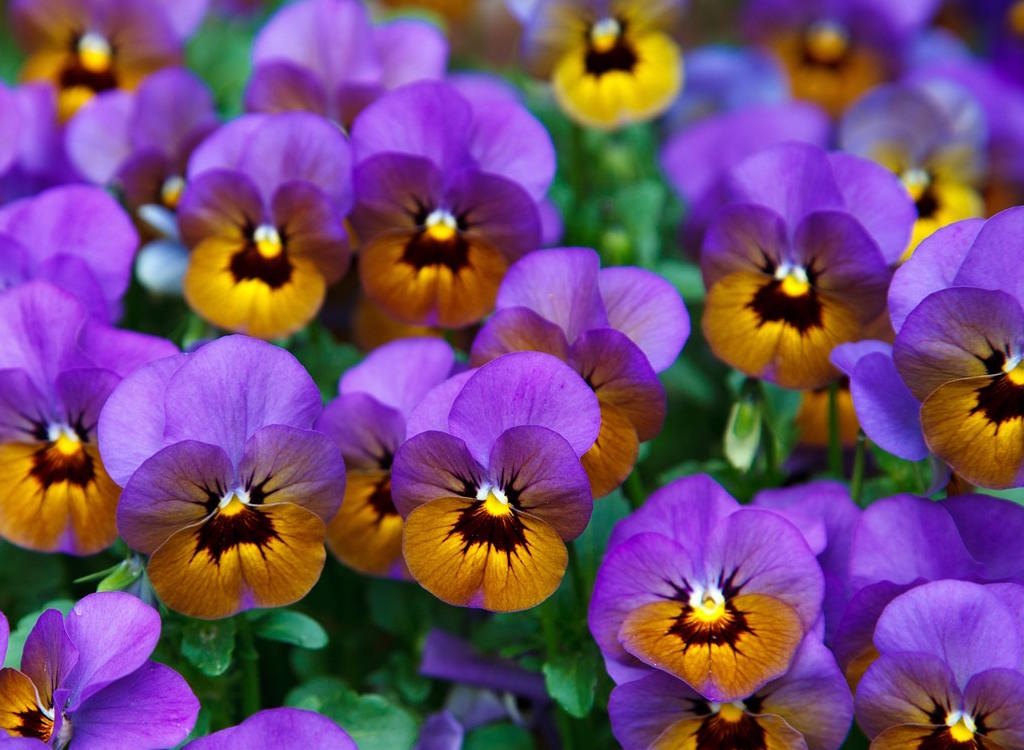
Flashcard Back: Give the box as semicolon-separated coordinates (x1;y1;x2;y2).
542;644;601;719
250;609;330;650
287;677;419;750
182;619;237;678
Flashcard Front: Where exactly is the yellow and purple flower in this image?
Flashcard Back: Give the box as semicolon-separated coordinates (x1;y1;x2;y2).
391;351;600;611
98;335;345;619
245;0;448;128
471;247;688;497
178;113;352;339
518;0;685;128
349;81;553;329
609;638;853;750
0;282;175;555
590;475;824;697
700;143;913;389
0;592;198;747
315;337;457;577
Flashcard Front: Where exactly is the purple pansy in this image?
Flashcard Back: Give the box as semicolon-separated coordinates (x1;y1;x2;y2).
855;580;1024;750
0;185;138;322
0;592;198;748
589;474;824;699
315;337;458;577
185;708;356;750
98;335;345;619
0;281;175;555
609;637;853;750
471;247;688;497
348;80;554;328
391;351;599;612
246;0;448;127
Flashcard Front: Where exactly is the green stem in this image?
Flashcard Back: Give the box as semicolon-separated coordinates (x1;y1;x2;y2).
567;544;587;608
850;431;866;505
827;381;842;477
236;616;261;719
756;379;778;482
540;602;575;750
624;471;646;510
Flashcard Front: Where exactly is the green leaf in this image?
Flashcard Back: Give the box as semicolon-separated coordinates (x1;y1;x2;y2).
251;609;328;650
4;600;75;668
464;723;535;750
287;678;419;750
96;557;145;593
542;644;601;718
181;619;236;677
573;491;630;591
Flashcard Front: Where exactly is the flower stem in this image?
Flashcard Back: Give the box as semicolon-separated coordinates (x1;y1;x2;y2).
828;381;842;477
236;616;261;719
624;471;646;509
850;431;866;505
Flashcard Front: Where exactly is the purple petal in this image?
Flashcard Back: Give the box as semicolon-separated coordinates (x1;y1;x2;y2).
21;609;78;708
954;207;1024;303
700;203;788;287
176;169;264;249
496;248;608;342
487;425;592;539
34;255;110;322
252;0;380;92
827;152;916;265
443;169;541;261
404;371;474;440
130;68;217;159
97;353;188;487
873;580;1022;688
186;708;355;750
720;142;845;230
470;308;572;366
349;152;444;240
447;351;601;463
414;711;463;750
117;440;234;554
63;592;161;709
315;393;406;469
609;669;702;750
340;337;455;416
0;84;21;176
350;82;473;173
848;494;983;591
237;424;346;522
64;91;134;184
390;431;485;517
70;661;199;750
187;116;265;178
161;336;323;466
245;62;329;118
420;630;547;701
152;0;208;37
466;100;554;201
963;669;1024;750
944;494;1024;582
77;322;178;379
855;652;961;738
830;343;928;461
374;20;448;90
833;580;913;683
597;266;689;372
0;369;48;442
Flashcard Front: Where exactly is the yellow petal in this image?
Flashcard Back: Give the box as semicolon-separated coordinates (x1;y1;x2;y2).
0;668;52;742
581;400;640;498
326;470;406;577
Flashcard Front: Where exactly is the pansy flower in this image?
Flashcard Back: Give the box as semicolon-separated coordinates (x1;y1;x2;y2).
178;112;352;340
98;335;345;619
518;0;684;129
315;337;457;577
0;83;69;204
63;68;217;295
590;475;824;698
743;0;941;115
0;185;138;323
349;81;553;328
0;592;198;747
391;351;600;611
470;247;688;497
609;638;853;750
839;81;987;260
185;708;356;750
0;282;175;555
10;0;206;122
701;142;914;389
246;0;447;128
856;580;1024;750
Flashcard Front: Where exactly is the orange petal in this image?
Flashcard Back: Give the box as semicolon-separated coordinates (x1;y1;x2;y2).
795;383;860;447
0;441;120;555
620;593;804;701
581;400;639;498
326;470;405;576
148;502;326;619
0;668;52;742
868;724;998;750
402;497;567;612
653;712;806;750
359;230;508;328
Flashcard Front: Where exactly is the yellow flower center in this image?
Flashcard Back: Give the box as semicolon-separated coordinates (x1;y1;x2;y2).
53;430;82;456
946;712;977;743
77;32;113;74
804;19;850;64
253;224;283;259
717;702;746;723
1004;358;1024;386
689;587;727;623
477;485;513;517
775;265;811;298
1010;1;1024;37
424;209;458;243
160;175;185;210
901;168;932;203
218;491;249;517
590;17;622;53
